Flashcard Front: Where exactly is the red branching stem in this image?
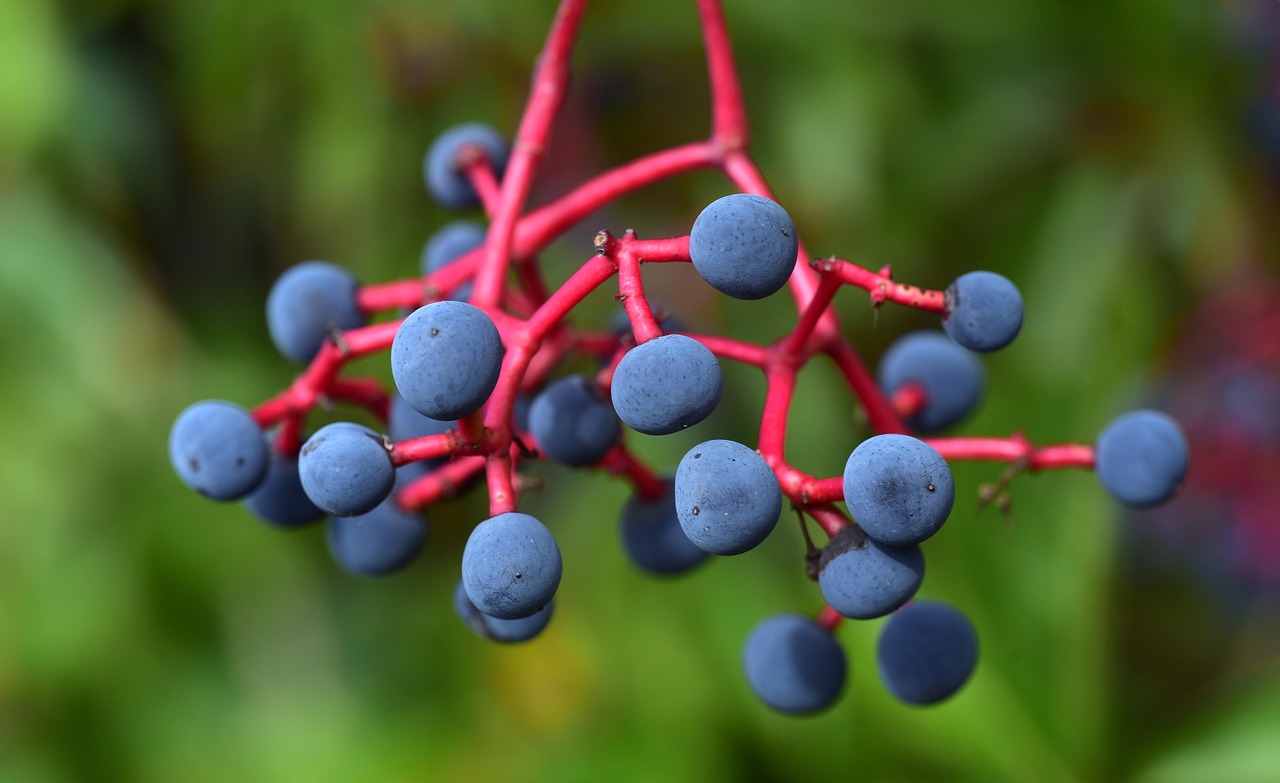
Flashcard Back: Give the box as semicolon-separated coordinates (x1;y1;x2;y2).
471;0;590;308
813;257;948;314
826;340;909;436
806;503;851;538
252;395;295;429
390;433;461;466
523;331;577;392
614;241;663;344
475;255;620;512
512;256;551;310
517;143;718;252
925;435;1096;471
816;604;845;634
803;476;844;505
720;151;828;320
502;284;543;320
486;453;517;515
250;322;399;429
773;462;813;500
623;235;692;263
758;353;799;465
357;279;427;313
462;156;504;217
340;321;400;355
600;446;666;501
593;343;626;391
782;270;844;357
355;144;716;319
529;255;620;338
456;410;488;449
327;377;389;420
891;383;928;421
272;415;305;457
691;333;770;367
697;0;748;151
573;330;623;360
358;260;474;314
396;456;486;511
482;346;537;443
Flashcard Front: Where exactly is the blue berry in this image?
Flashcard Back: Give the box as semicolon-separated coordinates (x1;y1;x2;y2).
243;447;324;528
326;472;426;576
688;194;798;300
942;271;1023;352
843;434;954;546
391;301;504;421
424;123;510;209
1095;410;1188;508
169;401;269;501
620;478;709;575
742;613;846;715
818;527;924;620
453;579;553;644
461;512;562;619
266;261;365;363
298;422;394;517
611;334;722;435
878;330;984;433
528;375;621;467
877;600;979;706
675;439;782;556
421;220;485;301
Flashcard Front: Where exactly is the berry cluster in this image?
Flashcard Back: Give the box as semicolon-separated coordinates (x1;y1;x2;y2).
168;0;1189;714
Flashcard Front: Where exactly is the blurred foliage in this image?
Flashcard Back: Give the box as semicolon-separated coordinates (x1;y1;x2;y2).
1;0;1279;781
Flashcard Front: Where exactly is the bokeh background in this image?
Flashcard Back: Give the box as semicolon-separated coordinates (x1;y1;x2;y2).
2;0;1279;780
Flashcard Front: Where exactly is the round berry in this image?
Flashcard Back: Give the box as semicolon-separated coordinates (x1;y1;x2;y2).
453;579;553;644
462;512;562;620
689;194;798;300
611;334;723;435
528;375;621;467
391;301;504;421
877;601;979;706
878;330;984;433
421;220;485;301
298;422;394;517
266;261;365;364
424;123;510;210
326;486;426;577
942;271;1023;352
243;447;324;528
1095;410;1188;508
675;439;781;556
843;434;954;546
620;478;709;575
169;400;269;501
742;613;846;715
818;527;924;620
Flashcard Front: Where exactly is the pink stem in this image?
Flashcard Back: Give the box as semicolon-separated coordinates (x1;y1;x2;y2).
813;258;947;313
471;0;591;308
396;456;486;511
601;446;666;501
926;436;1096;471
816;604;844;633
697;0;749;151
690;333;771;367
826;340;908;436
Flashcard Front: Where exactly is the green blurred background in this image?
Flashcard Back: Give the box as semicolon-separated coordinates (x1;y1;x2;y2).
2;0;1279;780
